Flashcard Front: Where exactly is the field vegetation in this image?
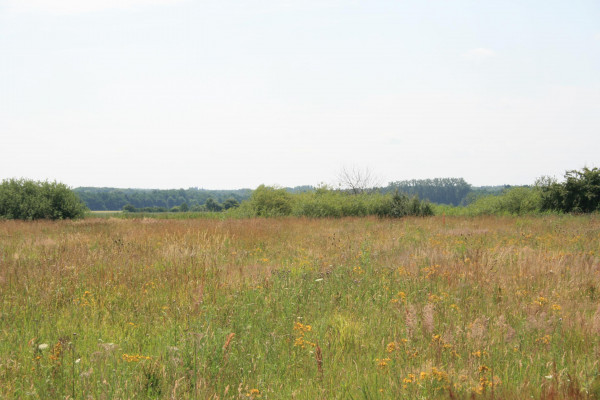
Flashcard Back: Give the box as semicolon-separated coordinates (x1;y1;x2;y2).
1;215;599;399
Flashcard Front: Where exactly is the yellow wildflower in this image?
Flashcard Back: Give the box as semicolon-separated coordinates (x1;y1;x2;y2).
536;335;551;345
534;296;548;306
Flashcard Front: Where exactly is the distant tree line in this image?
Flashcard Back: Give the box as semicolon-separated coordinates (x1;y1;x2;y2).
122;197;240;213
75;180;520;212
3;167;596;220
74;187;252;211
384;178;472;206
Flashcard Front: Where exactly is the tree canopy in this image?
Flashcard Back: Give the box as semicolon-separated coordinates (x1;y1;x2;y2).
539;167;600;213
386;178;471;206
0;179;87;220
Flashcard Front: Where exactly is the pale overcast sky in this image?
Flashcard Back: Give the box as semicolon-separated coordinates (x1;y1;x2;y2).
1;0;599;189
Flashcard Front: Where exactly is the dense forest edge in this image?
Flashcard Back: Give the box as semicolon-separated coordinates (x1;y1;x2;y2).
0;167;598;220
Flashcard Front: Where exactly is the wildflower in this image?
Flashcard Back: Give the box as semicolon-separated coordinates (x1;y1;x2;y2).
386;342;396;353
376;358;391;369
431;367;449;382
534;296;548;306
246;388;261;398
536;335;551;345
293;336;314;349
428;294;441;303
122;353;151;362
551;304;562;311
49;341;63;362
471;385;484;395
423;264;441;279
38;343;49;350
293;322;312;334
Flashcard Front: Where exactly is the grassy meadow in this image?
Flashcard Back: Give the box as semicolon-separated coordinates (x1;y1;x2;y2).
1;215;599;399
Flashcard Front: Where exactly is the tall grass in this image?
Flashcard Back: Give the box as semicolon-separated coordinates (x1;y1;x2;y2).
0;215;599;398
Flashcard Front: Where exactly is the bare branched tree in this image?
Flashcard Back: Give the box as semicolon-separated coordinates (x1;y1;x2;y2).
337;166;382;194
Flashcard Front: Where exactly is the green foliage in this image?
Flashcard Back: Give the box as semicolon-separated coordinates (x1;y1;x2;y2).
122;203;137;212
205;198;223;212
375;191;434;218
74;187;252;211
292;186;349;218
439;186;542;216
386;178;471;206
0;178;87;220
222;198;240;210
248;185;293;217
539;167;600;213
242;186;432;218
190;204;205;212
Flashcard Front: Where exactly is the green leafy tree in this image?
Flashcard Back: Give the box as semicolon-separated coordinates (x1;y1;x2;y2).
0;179;87;220
179;202;189;212
539;167;600;213
375;191;433;218
205;198;223;212
386;178;472;206
122;203;137;212
249;185;293;216
222;198;240;210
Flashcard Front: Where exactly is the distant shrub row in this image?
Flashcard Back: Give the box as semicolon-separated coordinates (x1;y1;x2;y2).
2;167;596;221
435;167;600;216
229;185;433;218
0;179;87;220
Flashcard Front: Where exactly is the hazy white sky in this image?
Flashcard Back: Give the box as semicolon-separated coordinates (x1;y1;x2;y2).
1;0;599;189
